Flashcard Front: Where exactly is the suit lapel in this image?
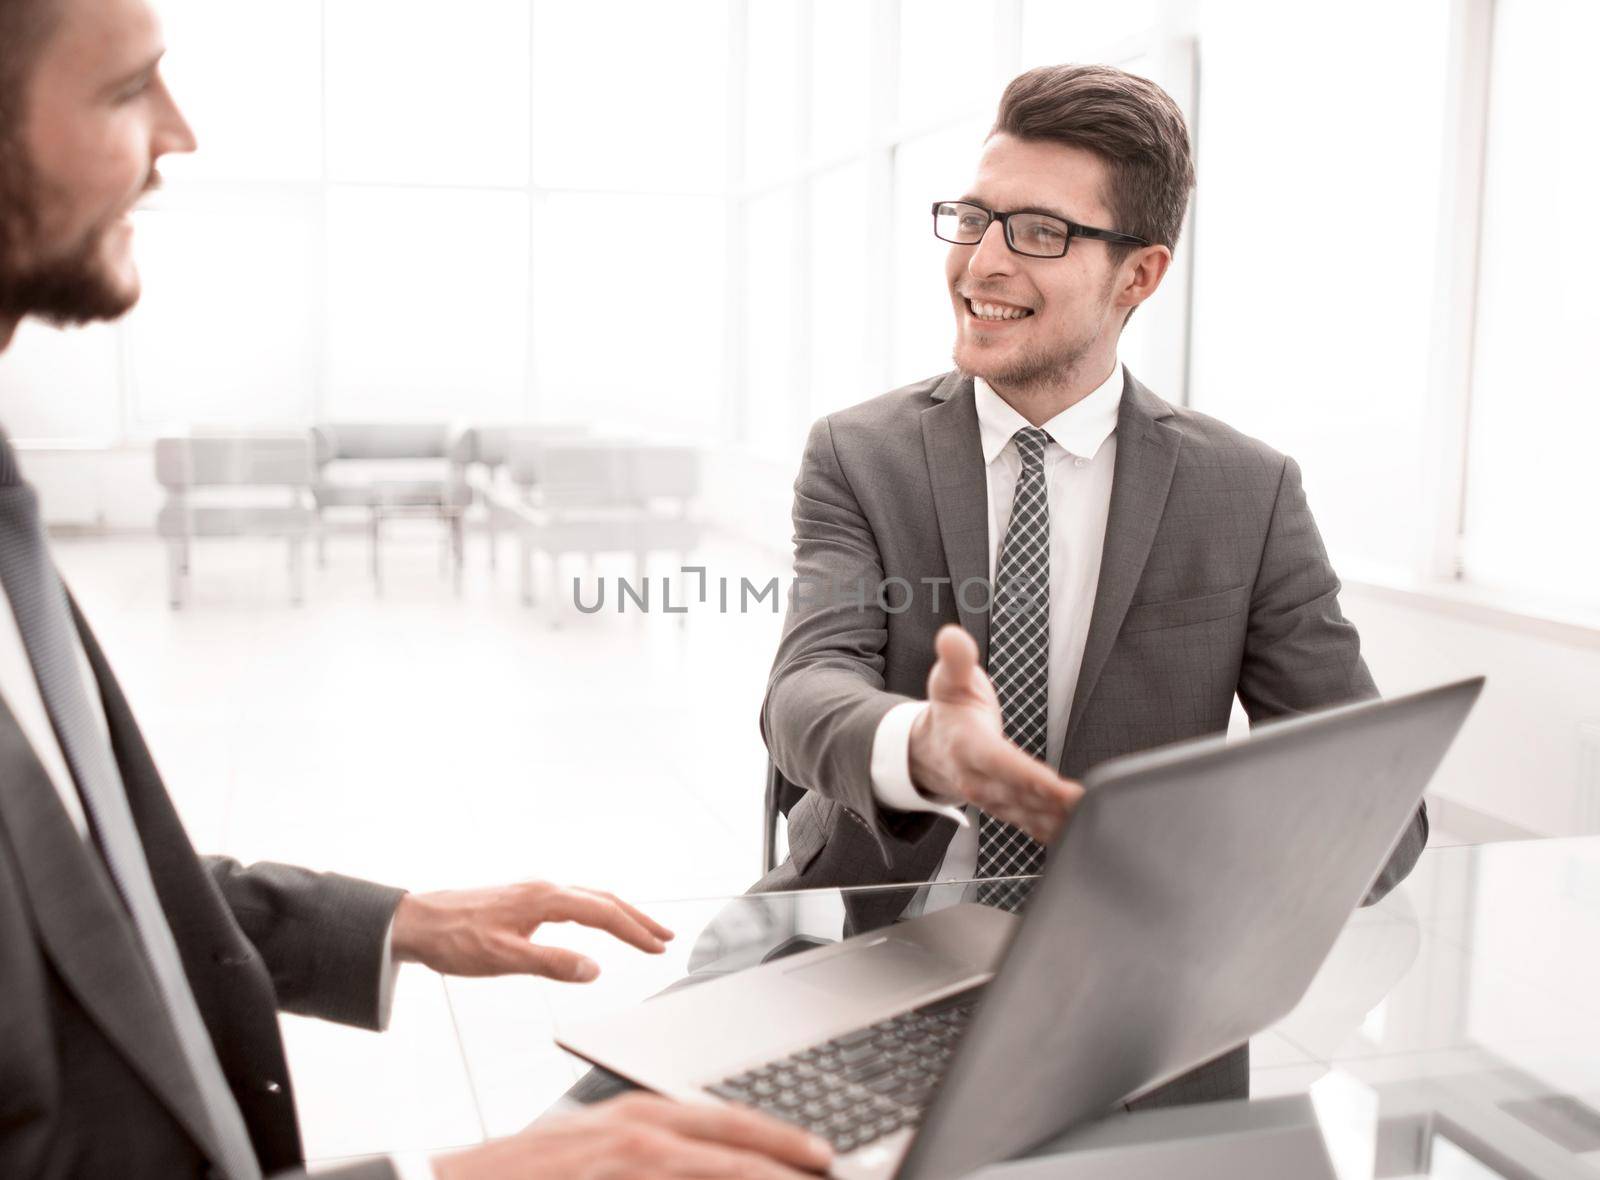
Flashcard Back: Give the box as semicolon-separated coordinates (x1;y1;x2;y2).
920;373;992;663
1062;371;1183;761
68;596;191;839
0;621;227;1170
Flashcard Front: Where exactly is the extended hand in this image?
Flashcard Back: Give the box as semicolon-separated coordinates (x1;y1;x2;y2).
433;1093;832;1180
908;625;1083;844
391;881;674;982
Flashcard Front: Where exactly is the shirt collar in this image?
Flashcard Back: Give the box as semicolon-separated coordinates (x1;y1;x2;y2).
974;363;1124;467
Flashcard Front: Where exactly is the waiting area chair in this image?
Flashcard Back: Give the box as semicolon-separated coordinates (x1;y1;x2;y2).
492;437;705;607
457;423;590;571
154;433;317;609
310;422;473;592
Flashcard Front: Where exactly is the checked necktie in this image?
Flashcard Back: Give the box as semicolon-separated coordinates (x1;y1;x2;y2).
0;432;263;1180
976;426;1051;910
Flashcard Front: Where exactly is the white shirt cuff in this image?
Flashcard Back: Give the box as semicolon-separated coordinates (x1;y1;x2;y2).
390;1151;439;1180
377;913;400;1032
869;701;968;824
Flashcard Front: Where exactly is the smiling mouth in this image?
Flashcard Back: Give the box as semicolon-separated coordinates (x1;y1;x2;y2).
964;297;1034;322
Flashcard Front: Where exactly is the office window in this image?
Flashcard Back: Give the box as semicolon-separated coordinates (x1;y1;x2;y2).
155;0;324;183
889;120;987;387
742;190;802;460
0;324;123;441
808;161;874;420
810;0;873;162
533;193;725;434
126;198;320;430
1186;0;1452;580
1019;0;1160;65
531;0;726;193
1458;0;1600;609
321;0;528;186
744;0;805;187
897;0;1005;129
325;0;530;188
326;188;528;420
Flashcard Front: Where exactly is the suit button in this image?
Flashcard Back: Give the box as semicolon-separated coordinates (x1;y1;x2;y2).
264;1079;283;1095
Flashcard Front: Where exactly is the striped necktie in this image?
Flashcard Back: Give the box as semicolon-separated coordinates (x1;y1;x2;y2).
0;431;263;1180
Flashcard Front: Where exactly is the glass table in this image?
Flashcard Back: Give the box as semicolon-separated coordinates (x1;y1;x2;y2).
432;838;1600;1177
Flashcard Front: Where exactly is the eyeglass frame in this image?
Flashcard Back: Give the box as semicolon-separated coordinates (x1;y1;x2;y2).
931;199;1151;258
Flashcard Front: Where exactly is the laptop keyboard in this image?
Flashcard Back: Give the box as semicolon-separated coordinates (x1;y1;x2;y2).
706;992;979;1153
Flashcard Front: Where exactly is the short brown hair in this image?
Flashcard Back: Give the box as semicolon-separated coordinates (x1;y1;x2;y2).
0;0;60;252
0;0;58;142
992;64;1194;255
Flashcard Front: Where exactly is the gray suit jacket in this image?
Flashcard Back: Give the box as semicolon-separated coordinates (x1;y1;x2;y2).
756;368;1426;1107
0;600;403;1180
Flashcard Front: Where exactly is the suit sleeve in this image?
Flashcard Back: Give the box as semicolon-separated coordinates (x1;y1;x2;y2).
204;857;405;1030
761;417;941;864
1236;455;1427;904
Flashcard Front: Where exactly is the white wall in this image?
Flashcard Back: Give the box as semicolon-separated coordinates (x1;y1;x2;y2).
1343;585;1600;839
19;446;163;532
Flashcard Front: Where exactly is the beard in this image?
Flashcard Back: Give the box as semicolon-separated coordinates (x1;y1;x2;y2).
0;139;142;328
0;229;139;327
954;322;1098;397
952;268;1123;402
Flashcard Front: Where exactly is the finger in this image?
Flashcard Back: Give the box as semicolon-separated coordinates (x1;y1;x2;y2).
573;887;676;942
636;1101;833;1172
1009;793;1082;843
968;794;1051;843
927;624;983;704
543;889;669;953
658;1136;825;1180
503;938;600;983
967;736;1077;807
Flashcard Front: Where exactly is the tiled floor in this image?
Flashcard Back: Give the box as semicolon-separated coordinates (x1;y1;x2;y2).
47;529;1489;1169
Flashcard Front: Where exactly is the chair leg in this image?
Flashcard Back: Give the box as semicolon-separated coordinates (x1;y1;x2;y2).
166;540;186;610
316;514;328;569
519;537;535;607
451;514;464;597
288;539;305;607
486;512;498;572
369;510;382;595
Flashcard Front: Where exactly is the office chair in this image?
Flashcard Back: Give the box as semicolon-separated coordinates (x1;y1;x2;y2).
762;760;808;875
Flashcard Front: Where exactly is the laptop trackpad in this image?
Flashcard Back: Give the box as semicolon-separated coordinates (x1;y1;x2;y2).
784;936;971;999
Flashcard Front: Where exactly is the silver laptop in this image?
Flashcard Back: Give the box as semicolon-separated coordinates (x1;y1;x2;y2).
559;678;1483;1180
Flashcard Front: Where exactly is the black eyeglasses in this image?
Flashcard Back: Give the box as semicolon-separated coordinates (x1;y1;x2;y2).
932;200;1149;258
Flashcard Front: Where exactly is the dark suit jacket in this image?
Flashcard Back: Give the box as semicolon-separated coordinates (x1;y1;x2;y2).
755;369;1427;1108
0;600;404;1179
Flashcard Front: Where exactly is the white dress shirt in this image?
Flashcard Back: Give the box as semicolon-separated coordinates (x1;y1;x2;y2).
0;577;418;1174
870;363;1123;893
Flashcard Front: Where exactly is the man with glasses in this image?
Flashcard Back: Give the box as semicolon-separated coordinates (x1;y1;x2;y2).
0;0;835;1176
757;64;1426;1106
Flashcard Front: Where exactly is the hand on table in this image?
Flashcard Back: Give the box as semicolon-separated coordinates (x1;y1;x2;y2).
431;1093;833;1180
392;881;674;983
908;624;1083;845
